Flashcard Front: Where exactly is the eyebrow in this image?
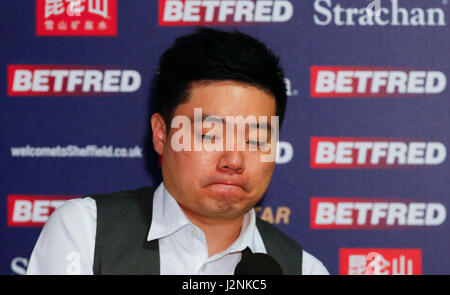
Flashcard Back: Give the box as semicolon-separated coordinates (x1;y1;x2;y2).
190;114;272;130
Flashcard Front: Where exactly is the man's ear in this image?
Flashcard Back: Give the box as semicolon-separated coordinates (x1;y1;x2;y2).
151;113;167;155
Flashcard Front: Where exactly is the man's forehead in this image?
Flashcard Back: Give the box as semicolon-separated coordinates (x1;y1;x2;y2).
175;81;276;115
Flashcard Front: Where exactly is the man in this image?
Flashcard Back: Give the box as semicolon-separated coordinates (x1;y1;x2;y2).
27;28;329;275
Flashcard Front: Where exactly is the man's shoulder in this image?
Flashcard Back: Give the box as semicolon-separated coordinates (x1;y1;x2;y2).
302;250;330;275
255;217;329;275
45;186;155;223
255;217;303;274
89;186;156;201
255;217;301;250
88;186;156;213
89;186;157;232
42;196;97;229
50;186;157;229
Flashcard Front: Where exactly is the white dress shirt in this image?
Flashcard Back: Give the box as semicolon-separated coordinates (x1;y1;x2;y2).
27;182;329;275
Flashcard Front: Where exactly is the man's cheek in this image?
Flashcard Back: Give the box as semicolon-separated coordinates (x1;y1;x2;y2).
250;163;274;186
262;163;276;185
256;157;276;173
176;152;217;180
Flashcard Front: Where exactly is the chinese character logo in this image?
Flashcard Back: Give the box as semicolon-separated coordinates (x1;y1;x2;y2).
36;0;117;36
340;248;422;275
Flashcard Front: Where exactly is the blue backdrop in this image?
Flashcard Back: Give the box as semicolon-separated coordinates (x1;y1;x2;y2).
1;0;449;275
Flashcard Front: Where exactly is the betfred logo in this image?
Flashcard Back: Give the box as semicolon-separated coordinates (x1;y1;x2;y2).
36;0;117;36
7;65;141;96
311;66;447;97
311;198;447;229
340;248;422;275
7;195;77;226
158;0;293;26
310;137;447;168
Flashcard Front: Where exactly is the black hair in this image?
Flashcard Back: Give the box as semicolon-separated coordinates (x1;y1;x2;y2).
153;27;288;129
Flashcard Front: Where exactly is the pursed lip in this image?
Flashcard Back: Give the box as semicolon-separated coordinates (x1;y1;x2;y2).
211;182;243;188
208;180;248;191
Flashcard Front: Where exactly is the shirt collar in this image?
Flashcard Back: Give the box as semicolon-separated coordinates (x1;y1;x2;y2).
147;182;191;241
147;182;260;254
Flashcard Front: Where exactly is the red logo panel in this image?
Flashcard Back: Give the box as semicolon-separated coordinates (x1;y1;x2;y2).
310;197;447;229
7;195;78;227
310;137;447;169
310;66;446;98
158;0;294;26
36;0;117;36
7;65;141;96
340;248;422;275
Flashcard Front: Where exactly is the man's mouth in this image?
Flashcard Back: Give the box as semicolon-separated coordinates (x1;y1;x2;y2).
207;179;248;192
211;182;243;188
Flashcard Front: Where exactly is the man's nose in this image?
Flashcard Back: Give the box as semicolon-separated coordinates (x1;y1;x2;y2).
217;150;245;174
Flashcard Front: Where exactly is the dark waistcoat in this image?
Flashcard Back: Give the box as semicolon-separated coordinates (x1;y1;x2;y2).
90;186;302;275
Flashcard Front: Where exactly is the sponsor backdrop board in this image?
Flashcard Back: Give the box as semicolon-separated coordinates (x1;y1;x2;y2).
1;0;449;275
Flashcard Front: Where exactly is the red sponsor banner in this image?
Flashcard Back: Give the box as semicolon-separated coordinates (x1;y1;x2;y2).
310;66;446;98
310;197;447;229
36;0;117;36
310;137;447;169
7;65;141;96
158;0;293;26
7;195;78;227
340;248;422;275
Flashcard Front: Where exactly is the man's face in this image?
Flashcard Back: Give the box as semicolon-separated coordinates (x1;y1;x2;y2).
151;80;277;220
